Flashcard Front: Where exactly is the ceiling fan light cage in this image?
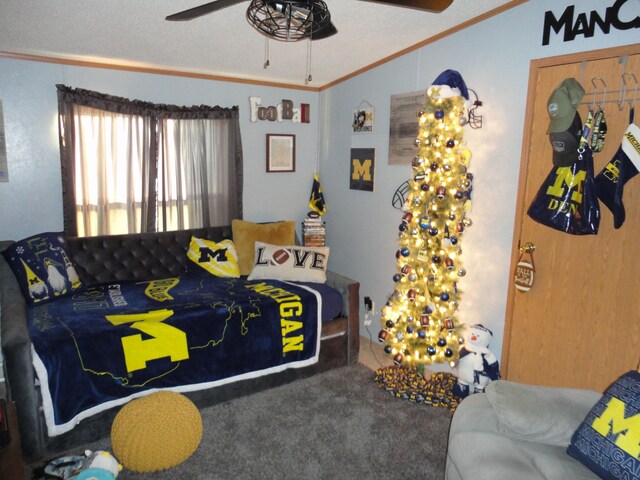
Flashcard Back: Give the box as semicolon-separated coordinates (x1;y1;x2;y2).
246;0;331;42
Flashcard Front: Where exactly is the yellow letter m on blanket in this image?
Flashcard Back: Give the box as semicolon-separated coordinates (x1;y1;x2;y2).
106;309;189;372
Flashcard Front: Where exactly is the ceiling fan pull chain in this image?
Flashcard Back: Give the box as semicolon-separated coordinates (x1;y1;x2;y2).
306;38;312;83
263;37;270;69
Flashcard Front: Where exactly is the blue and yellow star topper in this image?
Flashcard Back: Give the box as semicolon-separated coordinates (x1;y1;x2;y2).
309;172;327;215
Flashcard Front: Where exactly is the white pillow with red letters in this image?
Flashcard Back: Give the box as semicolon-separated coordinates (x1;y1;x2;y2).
247;241;329;283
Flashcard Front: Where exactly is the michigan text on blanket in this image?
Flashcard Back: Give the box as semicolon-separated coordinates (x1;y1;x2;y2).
245;282;307;356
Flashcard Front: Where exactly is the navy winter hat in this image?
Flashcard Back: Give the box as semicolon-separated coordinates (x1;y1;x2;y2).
427;69;469;100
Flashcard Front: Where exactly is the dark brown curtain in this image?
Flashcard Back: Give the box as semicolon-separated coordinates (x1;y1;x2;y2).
56;84;243;236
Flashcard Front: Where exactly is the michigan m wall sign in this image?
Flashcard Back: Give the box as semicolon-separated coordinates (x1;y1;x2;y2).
350;148;375;192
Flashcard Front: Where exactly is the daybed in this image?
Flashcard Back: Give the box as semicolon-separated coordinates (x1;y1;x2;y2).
0;225;360;461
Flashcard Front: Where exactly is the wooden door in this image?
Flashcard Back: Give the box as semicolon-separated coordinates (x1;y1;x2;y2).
502;45;640;392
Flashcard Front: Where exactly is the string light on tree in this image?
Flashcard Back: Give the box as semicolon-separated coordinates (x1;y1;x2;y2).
379;70;473;367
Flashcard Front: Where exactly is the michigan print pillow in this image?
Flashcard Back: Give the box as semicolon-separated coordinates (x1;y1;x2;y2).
567;370;640;480
247;242;329;283
1;232;83;305
186;237;240;277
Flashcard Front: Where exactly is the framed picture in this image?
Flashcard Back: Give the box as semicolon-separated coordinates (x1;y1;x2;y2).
352;100;374;133
388;90;425;165
266;134;295;172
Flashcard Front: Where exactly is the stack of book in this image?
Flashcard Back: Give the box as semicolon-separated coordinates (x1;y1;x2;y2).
302;211;326;246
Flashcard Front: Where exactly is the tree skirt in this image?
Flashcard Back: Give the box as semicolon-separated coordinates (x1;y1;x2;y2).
374;366;462;412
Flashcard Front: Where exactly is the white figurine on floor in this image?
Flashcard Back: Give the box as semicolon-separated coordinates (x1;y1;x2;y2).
454;324;500;399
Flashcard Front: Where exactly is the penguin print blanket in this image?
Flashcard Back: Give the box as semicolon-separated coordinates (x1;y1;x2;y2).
27;274;322;436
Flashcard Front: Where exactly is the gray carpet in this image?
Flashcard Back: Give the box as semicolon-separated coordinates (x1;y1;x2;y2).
78;364;453;479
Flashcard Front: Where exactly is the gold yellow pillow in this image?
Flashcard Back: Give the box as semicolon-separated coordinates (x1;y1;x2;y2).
187;237;240;277
231;220;296;275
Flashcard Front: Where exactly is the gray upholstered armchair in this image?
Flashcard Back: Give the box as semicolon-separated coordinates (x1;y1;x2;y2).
445;380;602;480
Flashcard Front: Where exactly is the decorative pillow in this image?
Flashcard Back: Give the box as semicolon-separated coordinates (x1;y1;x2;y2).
567;370;640;480
1;232;83;305
485;380;601;447
186;237;240;278
247;241;329;283
231;219;296;275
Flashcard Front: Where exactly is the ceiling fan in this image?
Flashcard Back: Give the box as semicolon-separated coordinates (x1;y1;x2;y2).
165;0;453;42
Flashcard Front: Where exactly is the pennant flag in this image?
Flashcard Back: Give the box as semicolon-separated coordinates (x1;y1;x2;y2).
309;172;327;215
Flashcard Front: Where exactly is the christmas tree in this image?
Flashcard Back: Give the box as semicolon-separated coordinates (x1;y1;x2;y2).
379;70;473;367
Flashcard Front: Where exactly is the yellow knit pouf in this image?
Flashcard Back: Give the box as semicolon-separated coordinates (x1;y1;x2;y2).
111;391;203;473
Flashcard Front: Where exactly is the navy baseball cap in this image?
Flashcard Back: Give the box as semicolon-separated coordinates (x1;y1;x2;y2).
549;111;582;167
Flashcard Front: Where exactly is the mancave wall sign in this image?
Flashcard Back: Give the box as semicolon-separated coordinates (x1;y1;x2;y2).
542;0;639;46
249;97;310;123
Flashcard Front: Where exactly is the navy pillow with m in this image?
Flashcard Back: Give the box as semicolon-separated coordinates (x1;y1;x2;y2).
567;370;640;480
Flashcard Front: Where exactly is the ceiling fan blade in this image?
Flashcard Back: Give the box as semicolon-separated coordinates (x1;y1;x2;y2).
358;0;453;13
165;0;247;21
311;20;337;41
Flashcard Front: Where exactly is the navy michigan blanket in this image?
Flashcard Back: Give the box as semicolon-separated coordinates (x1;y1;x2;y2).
28;274;321;435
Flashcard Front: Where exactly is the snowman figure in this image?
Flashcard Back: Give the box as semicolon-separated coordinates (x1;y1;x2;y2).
453;324;500;399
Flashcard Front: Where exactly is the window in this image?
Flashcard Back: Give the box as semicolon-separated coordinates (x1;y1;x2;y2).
57;85;243;237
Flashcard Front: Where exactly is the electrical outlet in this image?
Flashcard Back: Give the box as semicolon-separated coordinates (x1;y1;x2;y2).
364;296;374;326
364;296;373;313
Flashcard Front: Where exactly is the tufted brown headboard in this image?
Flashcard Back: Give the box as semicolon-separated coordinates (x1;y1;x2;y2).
67;226;232;287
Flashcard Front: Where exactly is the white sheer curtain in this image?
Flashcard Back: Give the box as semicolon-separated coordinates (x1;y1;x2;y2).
158;118;236;231
73;105;152;236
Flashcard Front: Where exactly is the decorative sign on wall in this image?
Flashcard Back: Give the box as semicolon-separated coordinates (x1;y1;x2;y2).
0;100;7;182
350;148;375;192
542;0;640;45
352;100;374;132
388;90;425;165
249;97;310;123
514;244;536;293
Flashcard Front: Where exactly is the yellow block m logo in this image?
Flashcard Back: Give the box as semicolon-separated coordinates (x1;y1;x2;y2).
351;158;372;181
546;166;587;204
592;397;640;458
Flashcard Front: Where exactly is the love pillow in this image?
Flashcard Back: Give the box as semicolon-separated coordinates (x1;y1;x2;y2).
247;242;329;283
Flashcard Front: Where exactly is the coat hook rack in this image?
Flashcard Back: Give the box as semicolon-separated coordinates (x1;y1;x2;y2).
619;72;638;111
590;77;607;110
580;74;637;110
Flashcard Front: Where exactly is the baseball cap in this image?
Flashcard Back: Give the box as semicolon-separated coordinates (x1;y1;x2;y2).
549;111;582;167
547;78;585;133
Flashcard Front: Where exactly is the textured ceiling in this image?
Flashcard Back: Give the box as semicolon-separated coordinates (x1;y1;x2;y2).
0;0;519;88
